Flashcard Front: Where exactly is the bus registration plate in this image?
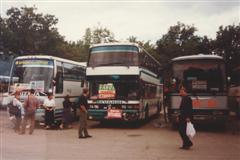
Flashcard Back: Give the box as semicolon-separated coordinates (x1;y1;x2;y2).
107;109;122;118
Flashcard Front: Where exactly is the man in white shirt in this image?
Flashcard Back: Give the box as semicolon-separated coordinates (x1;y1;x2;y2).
43;92;56;129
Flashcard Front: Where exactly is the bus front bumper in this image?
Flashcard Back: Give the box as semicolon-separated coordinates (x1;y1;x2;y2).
169;109;229;123
88;109;141;121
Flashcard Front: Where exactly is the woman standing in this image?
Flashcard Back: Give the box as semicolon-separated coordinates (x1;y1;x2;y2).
12;91;25;133
60;95;72;129
43;92;56;129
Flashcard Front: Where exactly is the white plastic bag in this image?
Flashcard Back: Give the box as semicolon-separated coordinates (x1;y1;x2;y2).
186;122;196;138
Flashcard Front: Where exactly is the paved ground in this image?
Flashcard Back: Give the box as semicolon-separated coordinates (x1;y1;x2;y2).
0;110;240;160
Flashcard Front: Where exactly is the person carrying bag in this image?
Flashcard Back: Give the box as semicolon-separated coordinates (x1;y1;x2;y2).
177;86;194;150
186;122;196;138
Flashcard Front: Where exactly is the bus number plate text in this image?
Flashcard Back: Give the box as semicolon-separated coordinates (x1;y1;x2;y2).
107;109;122;119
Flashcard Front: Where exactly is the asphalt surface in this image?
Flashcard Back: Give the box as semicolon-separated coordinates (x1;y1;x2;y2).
0;110;240;160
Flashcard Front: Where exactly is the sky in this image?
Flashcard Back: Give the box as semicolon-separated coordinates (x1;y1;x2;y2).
1;0;239;43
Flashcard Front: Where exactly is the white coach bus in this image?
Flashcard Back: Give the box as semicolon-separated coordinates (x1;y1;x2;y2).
166;54;228;125
87;43;163;121
9;55;86;123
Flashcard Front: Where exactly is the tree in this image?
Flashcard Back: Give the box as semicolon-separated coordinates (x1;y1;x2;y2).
80;25;116;45
127;36;157;57
156;22;203;68
4;6;64;56
197;36;213;55
214;24;240;74
91;25;115;44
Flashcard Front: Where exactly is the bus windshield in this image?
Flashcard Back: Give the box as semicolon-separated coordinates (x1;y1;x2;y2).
88;75;139;100
10;59;54;93
88;45;139;67
172;59;226;93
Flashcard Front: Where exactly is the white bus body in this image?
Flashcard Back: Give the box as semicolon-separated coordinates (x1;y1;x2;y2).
87;43;163;121
167;54;228;124
9;55;86;122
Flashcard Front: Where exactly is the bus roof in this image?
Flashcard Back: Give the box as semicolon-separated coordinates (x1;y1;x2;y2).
90;42;139;49
172;54;224;62
90;42;162;67
14;55;86;67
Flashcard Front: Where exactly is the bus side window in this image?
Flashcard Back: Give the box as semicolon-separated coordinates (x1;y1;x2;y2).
56;61;63;93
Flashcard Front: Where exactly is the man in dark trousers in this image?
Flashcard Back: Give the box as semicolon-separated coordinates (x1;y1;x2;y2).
78;88;92;139
178;86;193;149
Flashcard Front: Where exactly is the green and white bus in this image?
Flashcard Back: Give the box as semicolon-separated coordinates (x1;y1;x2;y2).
87;43;163;121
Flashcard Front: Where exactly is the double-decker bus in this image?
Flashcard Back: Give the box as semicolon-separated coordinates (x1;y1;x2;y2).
9;55;86;123
86;43;163;121
166;54;228;125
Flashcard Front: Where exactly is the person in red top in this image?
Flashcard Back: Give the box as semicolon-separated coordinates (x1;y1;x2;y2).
21;89;39;135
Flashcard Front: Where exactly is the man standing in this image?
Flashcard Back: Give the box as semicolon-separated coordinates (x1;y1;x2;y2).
12;91;25;133
178;86;193;149
21;89;39;135
78;88;92;139
43;92;56;129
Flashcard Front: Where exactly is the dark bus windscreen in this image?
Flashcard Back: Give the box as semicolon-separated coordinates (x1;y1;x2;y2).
172;59;226;93
88;45;139;67
88;75;139;100
11;59;54;93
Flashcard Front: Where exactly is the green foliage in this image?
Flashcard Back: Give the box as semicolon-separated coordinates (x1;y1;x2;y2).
66;25;116;62
3;6;64;56
213;24;240;73
155;22;210;68
82;26;115;45
127;36;157;58
0;6;239;75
